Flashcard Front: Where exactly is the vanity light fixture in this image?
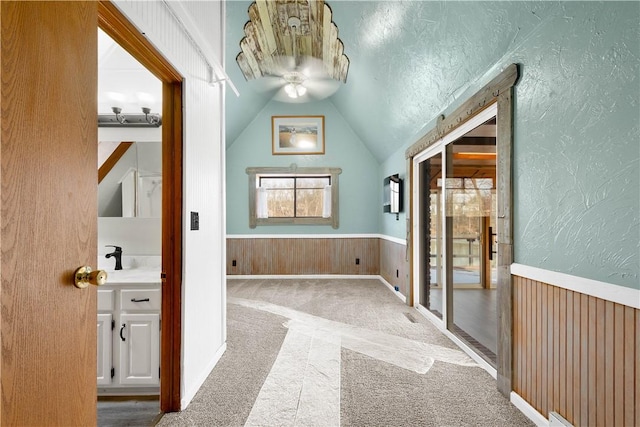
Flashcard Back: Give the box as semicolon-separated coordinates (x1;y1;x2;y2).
98;107;163;128
112;107;127;124
142;107;161;125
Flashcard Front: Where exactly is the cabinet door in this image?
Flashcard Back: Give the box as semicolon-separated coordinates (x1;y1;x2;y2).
97;313;113;386
119;313;160;386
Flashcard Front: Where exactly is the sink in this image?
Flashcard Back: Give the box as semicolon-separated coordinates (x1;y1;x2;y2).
98;255;161;284
104;268;161;284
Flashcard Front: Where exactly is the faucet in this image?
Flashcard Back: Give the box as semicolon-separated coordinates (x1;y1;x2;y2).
105;245;123;270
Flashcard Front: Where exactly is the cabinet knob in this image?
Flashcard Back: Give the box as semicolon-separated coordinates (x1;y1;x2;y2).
73;266;108;289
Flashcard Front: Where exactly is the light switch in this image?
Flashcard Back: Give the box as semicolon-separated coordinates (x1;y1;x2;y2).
190;211;199;230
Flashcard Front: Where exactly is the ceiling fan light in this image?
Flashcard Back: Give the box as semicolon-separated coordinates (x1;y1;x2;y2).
284;83;298;98
296;85;307;97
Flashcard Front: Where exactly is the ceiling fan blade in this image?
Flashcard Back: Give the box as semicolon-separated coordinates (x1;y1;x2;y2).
270;55;296;76
270;55;330;79
304;78;341;100
296;56;331;79
251;55;342;103
271;79;342;103
246;75;285;94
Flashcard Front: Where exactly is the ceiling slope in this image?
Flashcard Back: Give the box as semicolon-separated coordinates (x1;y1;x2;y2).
225;1;559;161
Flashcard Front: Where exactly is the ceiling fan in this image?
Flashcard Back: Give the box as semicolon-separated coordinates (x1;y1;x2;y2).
247;16;342;103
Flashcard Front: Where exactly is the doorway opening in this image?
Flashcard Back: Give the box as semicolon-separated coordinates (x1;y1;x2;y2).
96;26;163;425
414;106;497;366
98;0;184;414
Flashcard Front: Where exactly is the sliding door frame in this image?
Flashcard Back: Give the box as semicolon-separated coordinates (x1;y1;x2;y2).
406;64;519;396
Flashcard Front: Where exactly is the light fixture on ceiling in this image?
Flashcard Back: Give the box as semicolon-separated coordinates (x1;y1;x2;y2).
236;0;349;102
284;83;307;98
98;107;162;128
283;18;307;100
283;72;308;99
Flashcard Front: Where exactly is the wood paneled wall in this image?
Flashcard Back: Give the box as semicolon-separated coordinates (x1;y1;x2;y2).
227;238;379;275
513;276;639;426
379;239;407;295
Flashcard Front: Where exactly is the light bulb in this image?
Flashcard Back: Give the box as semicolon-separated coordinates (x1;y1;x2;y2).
296;85;307;97
284;84;298;99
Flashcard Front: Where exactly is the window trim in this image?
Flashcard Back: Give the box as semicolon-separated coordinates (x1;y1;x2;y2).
246;165;342;229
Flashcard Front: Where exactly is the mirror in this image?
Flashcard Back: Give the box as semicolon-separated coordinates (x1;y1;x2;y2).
98;141;162;217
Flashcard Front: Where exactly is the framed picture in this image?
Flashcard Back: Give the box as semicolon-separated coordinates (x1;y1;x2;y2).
272;115;325;155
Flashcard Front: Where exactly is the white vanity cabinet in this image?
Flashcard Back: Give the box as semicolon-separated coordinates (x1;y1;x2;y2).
97;312;113;386
97;281;161;395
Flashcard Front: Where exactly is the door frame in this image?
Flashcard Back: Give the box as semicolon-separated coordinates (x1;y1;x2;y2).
98;1;183;412
405;64;519;396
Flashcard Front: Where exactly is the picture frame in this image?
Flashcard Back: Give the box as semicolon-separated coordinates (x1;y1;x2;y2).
272;115;325;155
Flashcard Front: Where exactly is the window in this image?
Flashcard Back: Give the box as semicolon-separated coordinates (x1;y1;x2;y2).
259;176;331;218
247;165;342;228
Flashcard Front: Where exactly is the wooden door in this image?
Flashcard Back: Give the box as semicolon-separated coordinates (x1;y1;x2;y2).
1;2;98;425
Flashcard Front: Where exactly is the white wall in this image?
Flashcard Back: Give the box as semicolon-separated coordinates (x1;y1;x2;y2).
98;126;162;144
112;0;227;409
98;218;161;256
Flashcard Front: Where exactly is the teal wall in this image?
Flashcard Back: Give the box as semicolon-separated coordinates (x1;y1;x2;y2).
512;2;638;289
381;2;639;289
226;100;380;234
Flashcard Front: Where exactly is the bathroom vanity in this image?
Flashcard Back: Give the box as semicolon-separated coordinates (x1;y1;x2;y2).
97;267;161;395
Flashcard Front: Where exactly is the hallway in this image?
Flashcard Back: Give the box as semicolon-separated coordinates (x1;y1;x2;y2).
158;279;532;426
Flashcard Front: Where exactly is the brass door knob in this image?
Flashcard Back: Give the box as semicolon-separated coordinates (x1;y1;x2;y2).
73;266;108;289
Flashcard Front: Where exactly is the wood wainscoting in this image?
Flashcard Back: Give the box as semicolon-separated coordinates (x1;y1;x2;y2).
513;276;639;426
227;237;380;275
379;238;408;295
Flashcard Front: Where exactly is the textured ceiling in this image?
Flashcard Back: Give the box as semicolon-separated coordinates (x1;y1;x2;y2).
225;1;559;162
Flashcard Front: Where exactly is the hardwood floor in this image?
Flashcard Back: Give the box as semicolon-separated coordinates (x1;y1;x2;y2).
97;397;161;427
429;288;498;363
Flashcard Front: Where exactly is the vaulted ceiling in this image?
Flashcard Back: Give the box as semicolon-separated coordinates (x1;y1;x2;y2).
225;1;559;162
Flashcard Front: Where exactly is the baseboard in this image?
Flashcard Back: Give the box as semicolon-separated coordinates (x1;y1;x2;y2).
227;233;380;239
510;391;548;427
228;274;382;280
98;388;159;397
181;342;227;410
378;275;407;303
228;274;408;303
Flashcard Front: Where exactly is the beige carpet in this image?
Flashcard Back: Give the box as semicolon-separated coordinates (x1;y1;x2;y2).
158;278;533;426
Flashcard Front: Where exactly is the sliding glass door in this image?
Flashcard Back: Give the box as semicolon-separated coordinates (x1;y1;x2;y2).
446;123;497;365
414;110;498;367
